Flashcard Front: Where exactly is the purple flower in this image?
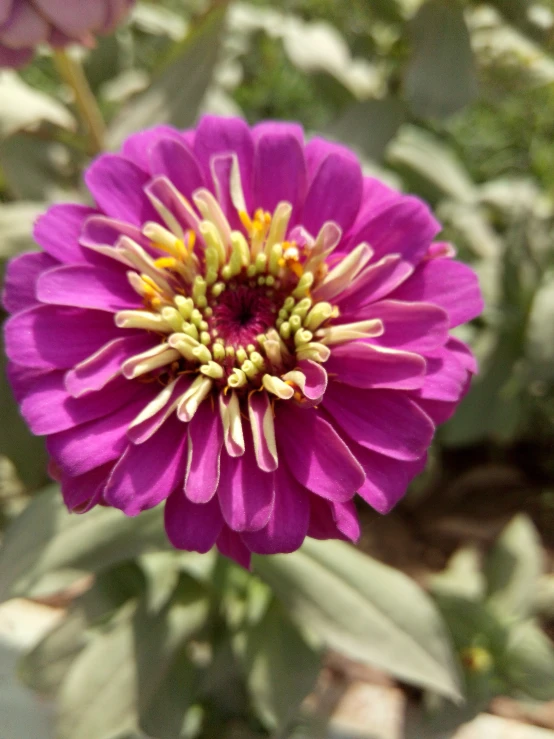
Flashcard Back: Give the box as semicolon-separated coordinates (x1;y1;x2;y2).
3;117;483;568
0;0;134;67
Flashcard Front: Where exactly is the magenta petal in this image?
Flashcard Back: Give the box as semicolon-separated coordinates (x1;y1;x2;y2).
217;443;275;532
276;405;364;501
65;334;156;397
307;495;350;541
325;343;426;390
59;464;112;512
343;177;400;245
33;0;105;35
5;306;123;369
0;44;33;66
302;149;362;236
21;372;141;435
217;528;252;569
3;252;57;313
85;154;158;226
80;215;152;255
121;126;187;172
297;359;327;400
304;137;354;180
165;492;223;552
47;392;156;476
37;264;140;312
417;347;469;402
104;415;188;515
447;336;478;374
354;444;427;513
323;382;435;462
388;257;483;328
344;196;440;265
241;463;310;554
194;116;255;208
34;204;98;264
253;128;307;217
127;376;192;445
332;500;361;542
1;2;49;48
149;138;205;199
349;300;449;354
6;363;50;403
184;401;223;503
337;256;414;313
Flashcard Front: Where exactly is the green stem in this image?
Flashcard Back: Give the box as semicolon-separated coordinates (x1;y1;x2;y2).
53;48;106;155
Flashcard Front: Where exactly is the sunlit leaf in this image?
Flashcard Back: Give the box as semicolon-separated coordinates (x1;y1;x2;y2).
244;598;321;730
484;515;543;621
502;620;554;701
254;539;462;701
0;71;75;140
405;0;477;118
0;487;169;602
108;7;226;148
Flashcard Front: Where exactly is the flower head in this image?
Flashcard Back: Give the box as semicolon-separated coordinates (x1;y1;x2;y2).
3;117;483;568
0;0;134;67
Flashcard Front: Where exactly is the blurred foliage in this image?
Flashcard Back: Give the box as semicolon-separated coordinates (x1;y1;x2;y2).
1;0;554;736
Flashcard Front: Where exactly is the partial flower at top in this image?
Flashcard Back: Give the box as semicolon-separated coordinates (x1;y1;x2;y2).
0;0;134;67
3;116;483;568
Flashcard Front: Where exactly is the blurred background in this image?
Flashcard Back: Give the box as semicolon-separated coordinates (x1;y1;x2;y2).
1;0;554;737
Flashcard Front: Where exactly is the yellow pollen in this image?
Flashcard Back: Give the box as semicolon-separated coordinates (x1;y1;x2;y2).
154;257;178;270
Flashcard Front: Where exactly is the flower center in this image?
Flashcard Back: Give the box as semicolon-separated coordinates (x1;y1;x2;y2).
114;181;381;423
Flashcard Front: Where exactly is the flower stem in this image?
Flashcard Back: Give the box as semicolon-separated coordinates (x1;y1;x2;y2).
53;48;106;156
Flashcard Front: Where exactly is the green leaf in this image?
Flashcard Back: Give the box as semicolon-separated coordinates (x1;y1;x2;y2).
0;486;169;602
244;598;321;730
0;202;43;258
484;515;543;621
108;7;226;148
430;547;486;602
325;99;407;162
57;590;206;739
387;125;477;205
404;0;477;118
0;71;75;140
19;608;89;699
501;620;554;701
254;539;462;701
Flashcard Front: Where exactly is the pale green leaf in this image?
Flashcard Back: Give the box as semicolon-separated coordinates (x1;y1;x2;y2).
0;71;75;140
405;0;478;118
108;7;226;148
485;515;543;621
0;487;169;602
244;599;321;730
502;620;554;701
0;202;43;259
254;539;462;701
325;99;407;162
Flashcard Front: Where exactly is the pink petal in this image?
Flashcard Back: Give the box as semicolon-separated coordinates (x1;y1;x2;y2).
194;116;255;210
3;252;58;313
302;149;362;236
1;2;49;48
297;359;328;401
217;527;252;569
354;443;427;513
65;334;156;397
5;305;124;369
337;255;414;313
34;204;98;264
37;264;140;312
47;392;156;476
332;499;361;542
276;405;364;502
104;415;188;515
388;257;483;328
184;401;223;503
33;0;105;35
248;391;278;472
307;495;350;541
21;372;141;435
325;343;426;390
347;300;449;354
121;126;188;172
85;154;158;226
343;196;440;265
164;492;223;552
217;442;275;532
323;382;435;462
253;126;307;218
241;462;310;554
59;464;112;512
149;137;205;199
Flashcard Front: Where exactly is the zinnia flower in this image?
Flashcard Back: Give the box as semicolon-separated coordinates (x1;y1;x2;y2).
3;116;483;568
0;0;134;67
